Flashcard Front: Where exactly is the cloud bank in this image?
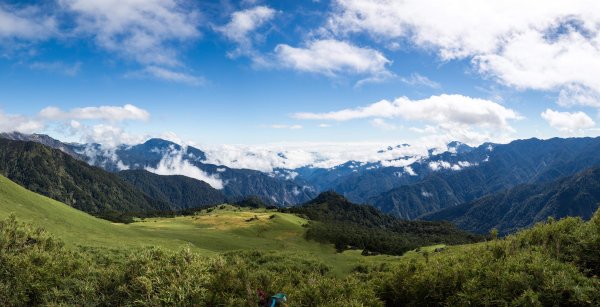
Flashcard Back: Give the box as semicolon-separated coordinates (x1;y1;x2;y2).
294;94;520;129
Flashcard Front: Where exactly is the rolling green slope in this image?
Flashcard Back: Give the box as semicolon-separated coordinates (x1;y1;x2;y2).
0;175;398;274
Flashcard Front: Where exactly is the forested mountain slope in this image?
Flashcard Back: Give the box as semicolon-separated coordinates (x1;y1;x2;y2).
118;169;226;209
371;137;600;219
0;139;172;221
424;165;600;234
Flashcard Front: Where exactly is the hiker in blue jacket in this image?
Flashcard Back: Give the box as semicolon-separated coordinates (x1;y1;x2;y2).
262;293;287;307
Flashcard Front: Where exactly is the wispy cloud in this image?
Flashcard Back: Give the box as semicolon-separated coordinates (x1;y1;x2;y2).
265;124;303;130
61;0;200;67
29;61;82;76
370;118;397;130
216;6;276;59
400;73;440;88
39;104;150;122
138;66;206;86
0;4;56;40
274;39;393;82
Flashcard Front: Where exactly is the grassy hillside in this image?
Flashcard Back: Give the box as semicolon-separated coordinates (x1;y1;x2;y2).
0;175;397;274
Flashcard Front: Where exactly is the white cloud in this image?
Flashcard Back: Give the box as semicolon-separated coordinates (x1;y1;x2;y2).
428;160;475;172
201;141;441;172
294;94;521;131
39;104;150;122
328;0;600;107
146;146;224;189
541;109;595;133
318;123;332;128
68;123;147;147
370;118;397;130
0;4;56;40
217;6;275;58
0;110;44;133
61;0;200;67
557;84;600;108
404;166;417;176
274;39;392;79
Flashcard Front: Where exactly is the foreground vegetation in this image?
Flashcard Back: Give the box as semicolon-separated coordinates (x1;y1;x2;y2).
2;207;600;305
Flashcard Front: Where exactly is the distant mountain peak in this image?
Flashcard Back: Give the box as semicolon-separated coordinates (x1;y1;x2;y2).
142;138;179;148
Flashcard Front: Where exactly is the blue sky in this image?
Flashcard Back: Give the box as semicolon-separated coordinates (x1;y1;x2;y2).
1;0;600;159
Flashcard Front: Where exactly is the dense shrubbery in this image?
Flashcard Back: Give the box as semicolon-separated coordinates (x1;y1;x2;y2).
367;212;600;306
1;210;600;306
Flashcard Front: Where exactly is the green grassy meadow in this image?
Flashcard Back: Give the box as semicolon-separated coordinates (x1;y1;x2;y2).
0;175;403;274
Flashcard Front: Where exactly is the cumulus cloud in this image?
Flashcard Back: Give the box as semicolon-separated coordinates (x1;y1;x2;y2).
0;110;44;133
327;0;600;106
61;0;200;67
39;104;150;122
541;109;595;133
274;39;392;79
146;146;224;189
216;6;275;58
294;94;521;130
0;4;56;40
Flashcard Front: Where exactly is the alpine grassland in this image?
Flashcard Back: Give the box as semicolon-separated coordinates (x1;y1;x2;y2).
1;174;599;305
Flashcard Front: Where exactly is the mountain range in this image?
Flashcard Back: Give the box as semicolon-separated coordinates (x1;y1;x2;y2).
3;132;600;235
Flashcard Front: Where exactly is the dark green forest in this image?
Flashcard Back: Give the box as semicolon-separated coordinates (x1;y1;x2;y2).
117;169;226;209
285;191;482;255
